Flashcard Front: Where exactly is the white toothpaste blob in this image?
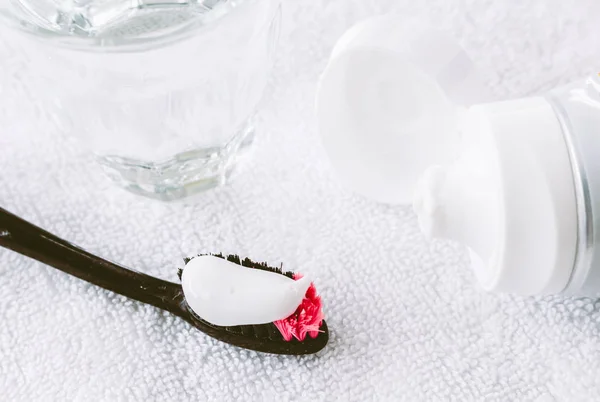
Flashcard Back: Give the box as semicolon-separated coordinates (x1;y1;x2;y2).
181;255;311;326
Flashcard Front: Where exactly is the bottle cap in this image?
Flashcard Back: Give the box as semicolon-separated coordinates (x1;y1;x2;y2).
316;16;485;204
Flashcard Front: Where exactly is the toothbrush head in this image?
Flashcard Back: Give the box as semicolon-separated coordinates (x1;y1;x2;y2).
177;254;329;355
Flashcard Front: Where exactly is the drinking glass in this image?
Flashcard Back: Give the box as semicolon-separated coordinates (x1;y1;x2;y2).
0;0;281;200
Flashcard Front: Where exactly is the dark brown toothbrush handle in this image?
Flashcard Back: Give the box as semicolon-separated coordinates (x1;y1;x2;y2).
0;207;186;316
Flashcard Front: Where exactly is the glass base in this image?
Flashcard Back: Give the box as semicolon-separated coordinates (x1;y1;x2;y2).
97;120;255;201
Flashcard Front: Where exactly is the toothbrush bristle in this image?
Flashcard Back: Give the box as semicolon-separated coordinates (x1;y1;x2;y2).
186;253;296;278
274;273;324;341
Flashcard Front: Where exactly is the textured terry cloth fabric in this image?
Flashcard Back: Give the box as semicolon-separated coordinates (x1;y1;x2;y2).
3;0;600;401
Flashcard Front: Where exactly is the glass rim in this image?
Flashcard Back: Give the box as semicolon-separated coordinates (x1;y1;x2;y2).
0;0;259;52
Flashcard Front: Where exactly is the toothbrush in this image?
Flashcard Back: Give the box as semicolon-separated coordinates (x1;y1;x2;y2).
0;207;329;355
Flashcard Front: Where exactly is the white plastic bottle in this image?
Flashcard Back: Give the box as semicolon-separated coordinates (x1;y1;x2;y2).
316;16;600;296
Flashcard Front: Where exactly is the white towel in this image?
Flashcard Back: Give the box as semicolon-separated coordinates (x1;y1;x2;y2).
2;0;600;400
